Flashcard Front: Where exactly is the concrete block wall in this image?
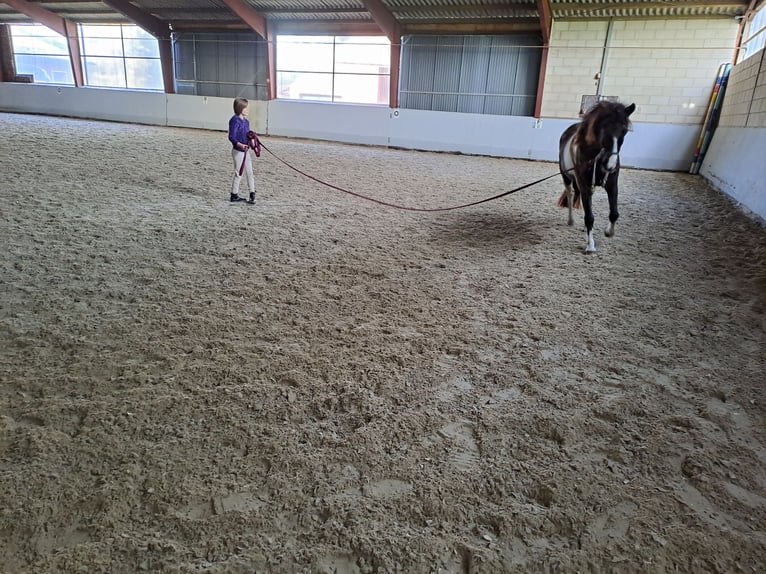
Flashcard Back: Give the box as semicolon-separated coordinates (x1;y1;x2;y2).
754;55;766;128
701;47;766;223
540;21;609;117
542;18;740;123
718;50;766;128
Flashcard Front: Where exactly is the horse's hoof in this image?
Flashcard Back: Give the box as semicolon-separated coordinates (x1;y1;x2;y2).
585;246;597;254
567;219;574;226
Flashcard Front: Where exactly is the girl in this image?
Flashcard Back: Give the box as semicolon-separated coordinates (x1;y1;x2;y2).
228;97;257;204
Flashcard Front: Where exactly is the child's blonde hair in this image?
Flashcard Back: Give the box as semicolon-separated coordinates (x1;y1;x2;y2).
233;97;249;115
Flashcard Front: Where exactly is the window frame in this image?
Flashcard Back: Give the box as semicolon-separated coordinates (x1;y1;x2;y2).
275;34;391;105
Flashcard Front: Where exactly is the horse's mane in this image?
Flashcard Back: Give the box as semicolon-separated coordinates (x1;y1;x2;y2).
580;101;633;148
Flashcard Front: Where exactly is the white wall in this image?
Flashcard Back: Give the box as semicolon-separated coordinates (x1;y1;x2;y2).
0;83;167;124
0;82;702;172
701;126;766;222
699;47;766;223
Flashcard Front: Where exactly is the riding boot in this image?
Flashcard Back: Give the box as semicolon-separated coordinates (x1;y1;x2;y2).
247;192;256;204
230;193;246;202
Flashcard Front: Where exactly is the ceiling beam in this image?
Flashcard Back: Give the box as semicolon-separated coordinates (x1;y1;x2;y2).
361;0;401;42
402;21;540;35
270;21;385;36
3;0;68;35
2;0;83;85
100;0;170;39
219;0;267;38
553;1;748;12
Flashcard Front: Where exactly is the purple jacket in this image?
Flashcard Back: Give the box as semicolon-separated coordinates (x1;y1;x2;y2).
228;115;250;150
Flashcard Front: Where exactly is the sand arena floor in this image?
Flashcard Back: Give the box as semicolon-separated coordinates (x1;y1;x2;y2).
1;112;765;573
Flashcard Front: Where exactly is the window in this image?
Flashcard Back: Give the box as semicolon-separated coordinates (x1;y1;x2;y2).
276;35;390;105
742;5;766;61
10;23;163;90
80;24;163;90
10;24;75;85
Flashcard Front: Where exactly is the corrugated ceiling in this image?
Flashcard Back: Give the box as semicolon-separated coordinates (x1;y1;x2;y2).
0;0;754;30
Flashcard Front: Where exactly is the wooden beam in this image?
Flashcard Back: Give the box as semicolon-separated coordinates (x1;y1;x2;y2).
157;36;175;95
99;0;174;93
534;45;548;118
389;39;400;108
360;0;401;109
2;0;83;86
535;1;552;118
271;21;385;36
63;18;83;86
395;3;534;16
553;1;747;12
219;0;267;39
100;0;170;39
361;0;400;42
536;0;552;42
402;21;540;35
266;24;276;100
2;0;66;35
0;24;14;82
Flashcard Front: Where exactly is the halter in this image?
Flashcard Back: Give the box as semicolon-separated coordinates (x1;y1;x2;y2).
592;138;620;187
238;130;262;176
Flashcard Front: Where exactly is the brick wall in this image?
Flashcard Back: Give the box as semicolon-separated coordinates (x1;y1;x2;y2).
541;18;740;123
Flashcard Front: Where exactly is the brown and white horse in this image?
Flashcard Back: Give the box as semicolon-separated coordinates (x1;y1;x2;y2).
558;101;635;253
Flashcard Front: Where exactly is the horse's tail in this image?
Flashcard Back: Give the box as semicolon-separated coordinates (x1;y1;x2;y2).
557;190;582;209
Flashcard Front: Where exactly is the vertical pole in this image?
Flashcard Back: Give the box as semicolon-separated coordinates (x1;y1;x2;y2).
389;37;400;108
266;26;276;100
158;36;175;94
596;19;613;99
0;25;16;82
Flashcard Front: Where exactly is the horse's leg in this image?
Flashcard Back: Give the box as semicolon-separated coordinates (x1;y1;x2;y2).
604;172;619;237
581;189;596;253
562;175;575;226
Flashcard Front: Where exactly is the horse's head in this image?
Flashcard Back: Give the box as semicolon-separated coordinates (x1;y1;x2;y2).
583;102;635;170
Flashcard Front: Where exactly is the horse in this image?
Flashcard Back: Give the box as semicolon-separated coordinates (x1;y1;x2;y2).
558;101;636;253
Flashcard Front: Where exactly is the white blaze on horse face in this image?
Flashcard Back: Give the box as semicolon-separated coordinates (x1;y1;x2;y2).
606;136;619;171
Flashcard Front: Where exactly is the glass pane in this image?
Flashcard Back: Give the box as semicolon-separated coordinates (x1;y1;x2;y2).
82;36;124;57
123;38;159;58
277;36;333;73
80;24;122;39
277;71;333;101
14;54;74;85
11;26;69;55
125;58;163;90
10;24;55;38
334;36;390;73
122;25;154;40
334;73;389;105
84;56;126;88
